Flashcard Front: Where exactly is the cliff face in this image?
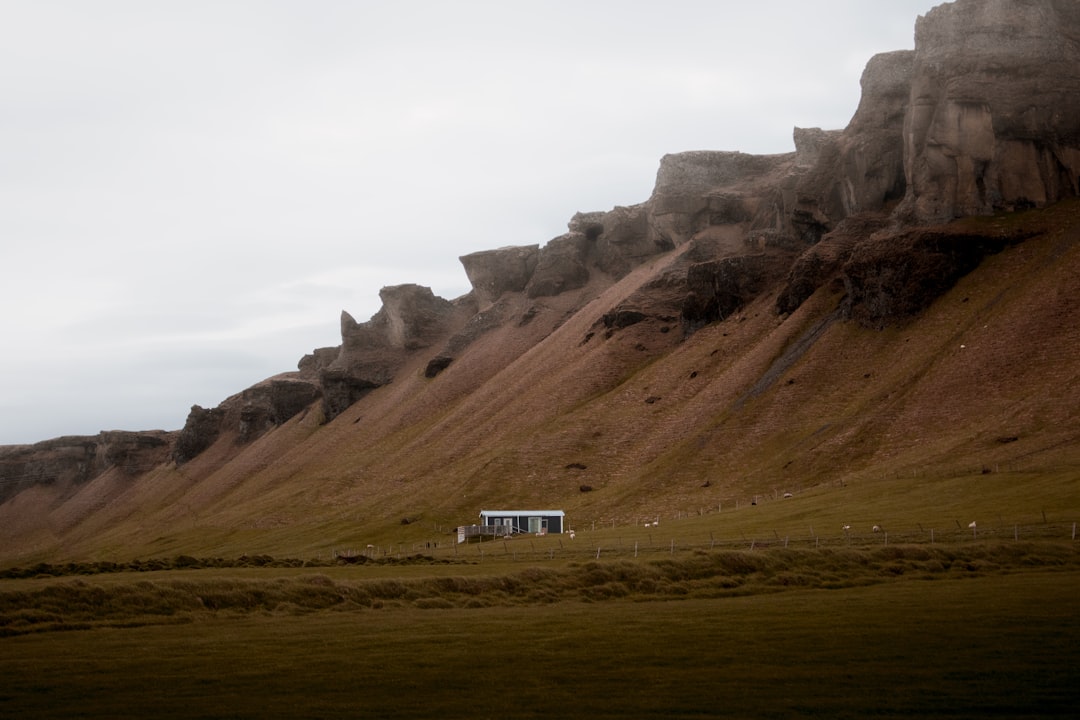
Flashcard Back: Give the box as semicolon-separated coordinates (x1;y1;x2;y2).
901;0;1080;222
2;0;1079;560
174;0;1080;448
0;431;172;505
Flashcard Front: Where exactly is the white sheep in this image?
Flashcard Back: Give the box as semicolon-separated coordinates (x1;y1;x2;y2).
872;525;881;533
842;524;851;532
568;530;576;540
968;521;977;529
644;522;651;528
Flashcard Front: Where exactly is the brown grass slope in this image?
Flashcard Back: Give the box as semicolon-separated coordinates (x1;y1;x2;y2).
2;202;1079;563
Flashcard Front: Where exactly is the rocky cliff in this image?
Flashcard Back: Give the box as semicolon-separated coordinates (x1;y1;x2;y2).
0;431;172;505
2;0;1078;560
901;0;1080;223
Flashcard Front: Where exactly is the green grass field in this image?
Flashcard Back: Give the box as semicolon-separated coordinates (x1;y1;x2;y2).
3;465;1078;718
2;543;1078;719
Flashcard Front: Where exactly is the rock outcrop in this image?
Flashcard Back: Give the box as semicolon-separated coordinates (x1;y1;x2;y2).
7;0;1080;476
841;222;1039;327
900;0;1080;222
647;151;798;248
460;246;540;306
526;232;591;298
0;431;173;503
791;50;914;234
172;376;323;464
315;284;464;420
173;405;227;464
777;0;1080;322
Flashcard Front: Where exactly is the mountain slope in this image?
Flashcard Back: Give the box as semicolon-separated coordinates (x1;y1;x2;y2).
2;0;1080;563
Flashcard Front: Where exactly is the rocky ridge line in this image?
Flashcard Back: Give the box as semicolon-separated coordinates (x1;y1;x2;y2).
2;0;1077;484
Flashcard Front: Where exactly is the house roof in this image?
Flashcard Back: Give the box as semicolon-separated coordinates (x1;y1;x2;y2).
479;509;565;517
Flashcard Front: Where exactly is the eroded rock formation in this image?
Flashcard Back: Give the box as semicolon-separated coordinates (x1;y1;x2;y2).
900;0;1080;222
7;0;1079;476
0;431;173;503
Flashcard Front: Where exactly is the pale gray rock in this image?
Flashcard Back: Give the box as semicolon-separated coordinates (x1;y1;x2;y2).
459;245;540;305
378;284;456;351
527;232;590;298
900;0;1080;222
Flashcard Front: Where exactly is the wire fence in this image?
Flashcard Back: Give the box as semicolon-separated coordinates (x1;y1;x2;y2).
348;519;1079;565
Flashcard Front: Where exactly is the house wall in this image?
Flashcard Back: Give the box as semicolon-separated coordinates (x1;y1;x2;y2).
480;512;563;534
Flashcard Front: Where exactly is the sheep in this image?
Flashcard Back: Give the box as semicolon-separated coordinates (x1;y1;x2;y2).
968;521;977;529
872;525;881;533
568;530;576;540
644;522;651;528
842;524;851;532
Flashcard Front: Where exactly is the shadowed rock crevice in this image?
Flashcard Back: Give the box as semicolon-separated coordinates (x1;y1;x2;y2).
841;224;1039;328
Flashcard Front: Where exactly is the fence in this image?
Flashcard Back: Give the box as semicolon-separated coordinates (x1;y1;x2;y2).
345;518;1078;565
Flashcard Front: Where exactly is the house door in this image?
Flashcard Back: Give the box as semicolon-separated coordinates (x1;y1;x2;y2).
528;516;542;533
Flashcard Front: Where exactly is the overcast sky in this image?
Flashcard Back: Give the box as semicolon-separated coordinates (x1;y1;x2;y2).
0;0;940;445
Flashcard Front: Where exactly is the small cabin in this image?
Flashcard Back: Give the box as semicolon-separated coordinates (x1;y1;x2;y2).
457;509;566;543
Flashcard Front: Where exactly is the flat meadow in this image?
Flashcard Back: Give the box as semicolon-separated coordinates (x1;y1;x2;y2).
1;539;1078;719
3;466;1079;717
